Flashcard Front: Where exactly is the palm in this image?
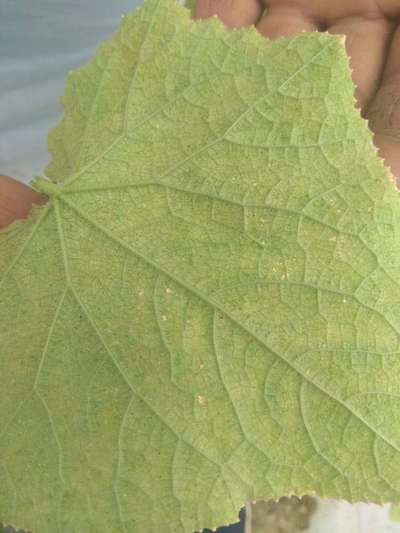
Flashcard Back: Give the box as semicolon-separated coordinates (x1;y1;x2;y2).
195;0;400;181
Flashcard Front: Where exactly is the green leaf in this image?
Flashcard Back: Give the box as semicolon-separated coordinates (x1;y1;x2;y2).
1;0;400;531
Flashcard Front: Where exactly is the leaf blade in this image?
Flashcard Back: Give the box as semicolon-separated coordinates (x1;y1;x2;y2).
2;0;400;531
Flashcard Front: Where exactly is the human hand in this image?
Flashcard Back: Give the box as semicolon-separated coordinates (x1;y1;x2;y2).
195;0;400;182
0;174;46;229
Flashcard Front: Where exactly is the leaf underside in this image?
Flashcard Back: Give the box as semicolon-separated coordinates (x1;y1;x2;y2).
1;1;400;532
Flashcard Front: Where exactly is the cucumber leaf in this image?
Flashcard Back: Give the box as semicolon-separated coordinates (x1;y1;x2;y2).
1;0;400;531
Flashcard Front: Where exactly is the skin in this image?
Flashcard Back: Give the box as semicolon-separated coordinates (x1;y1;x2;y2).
1;0;400;230
0;174;46;229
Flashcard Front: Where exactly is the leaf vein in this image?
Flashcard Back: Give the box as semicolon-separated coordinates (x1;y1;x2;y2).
58;193;400;459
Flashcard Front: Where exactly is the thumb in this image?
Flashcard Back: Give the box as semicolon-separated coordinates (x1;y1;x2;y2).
0;175;47;229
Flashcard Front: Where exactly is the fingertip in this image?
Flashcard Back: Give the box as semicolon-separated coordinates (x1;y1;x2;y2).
194;0;262;28
256;5;320;39
0;175;47;229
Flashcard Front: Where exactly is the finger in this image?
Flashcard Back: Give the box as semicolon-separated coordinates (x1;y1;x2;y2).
257;4;320;39
194;0;263;28
261;0;397;26
378;22;400;81
328;16;394;109
377;0;400;18
0;175;47;229
366;25;400;183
